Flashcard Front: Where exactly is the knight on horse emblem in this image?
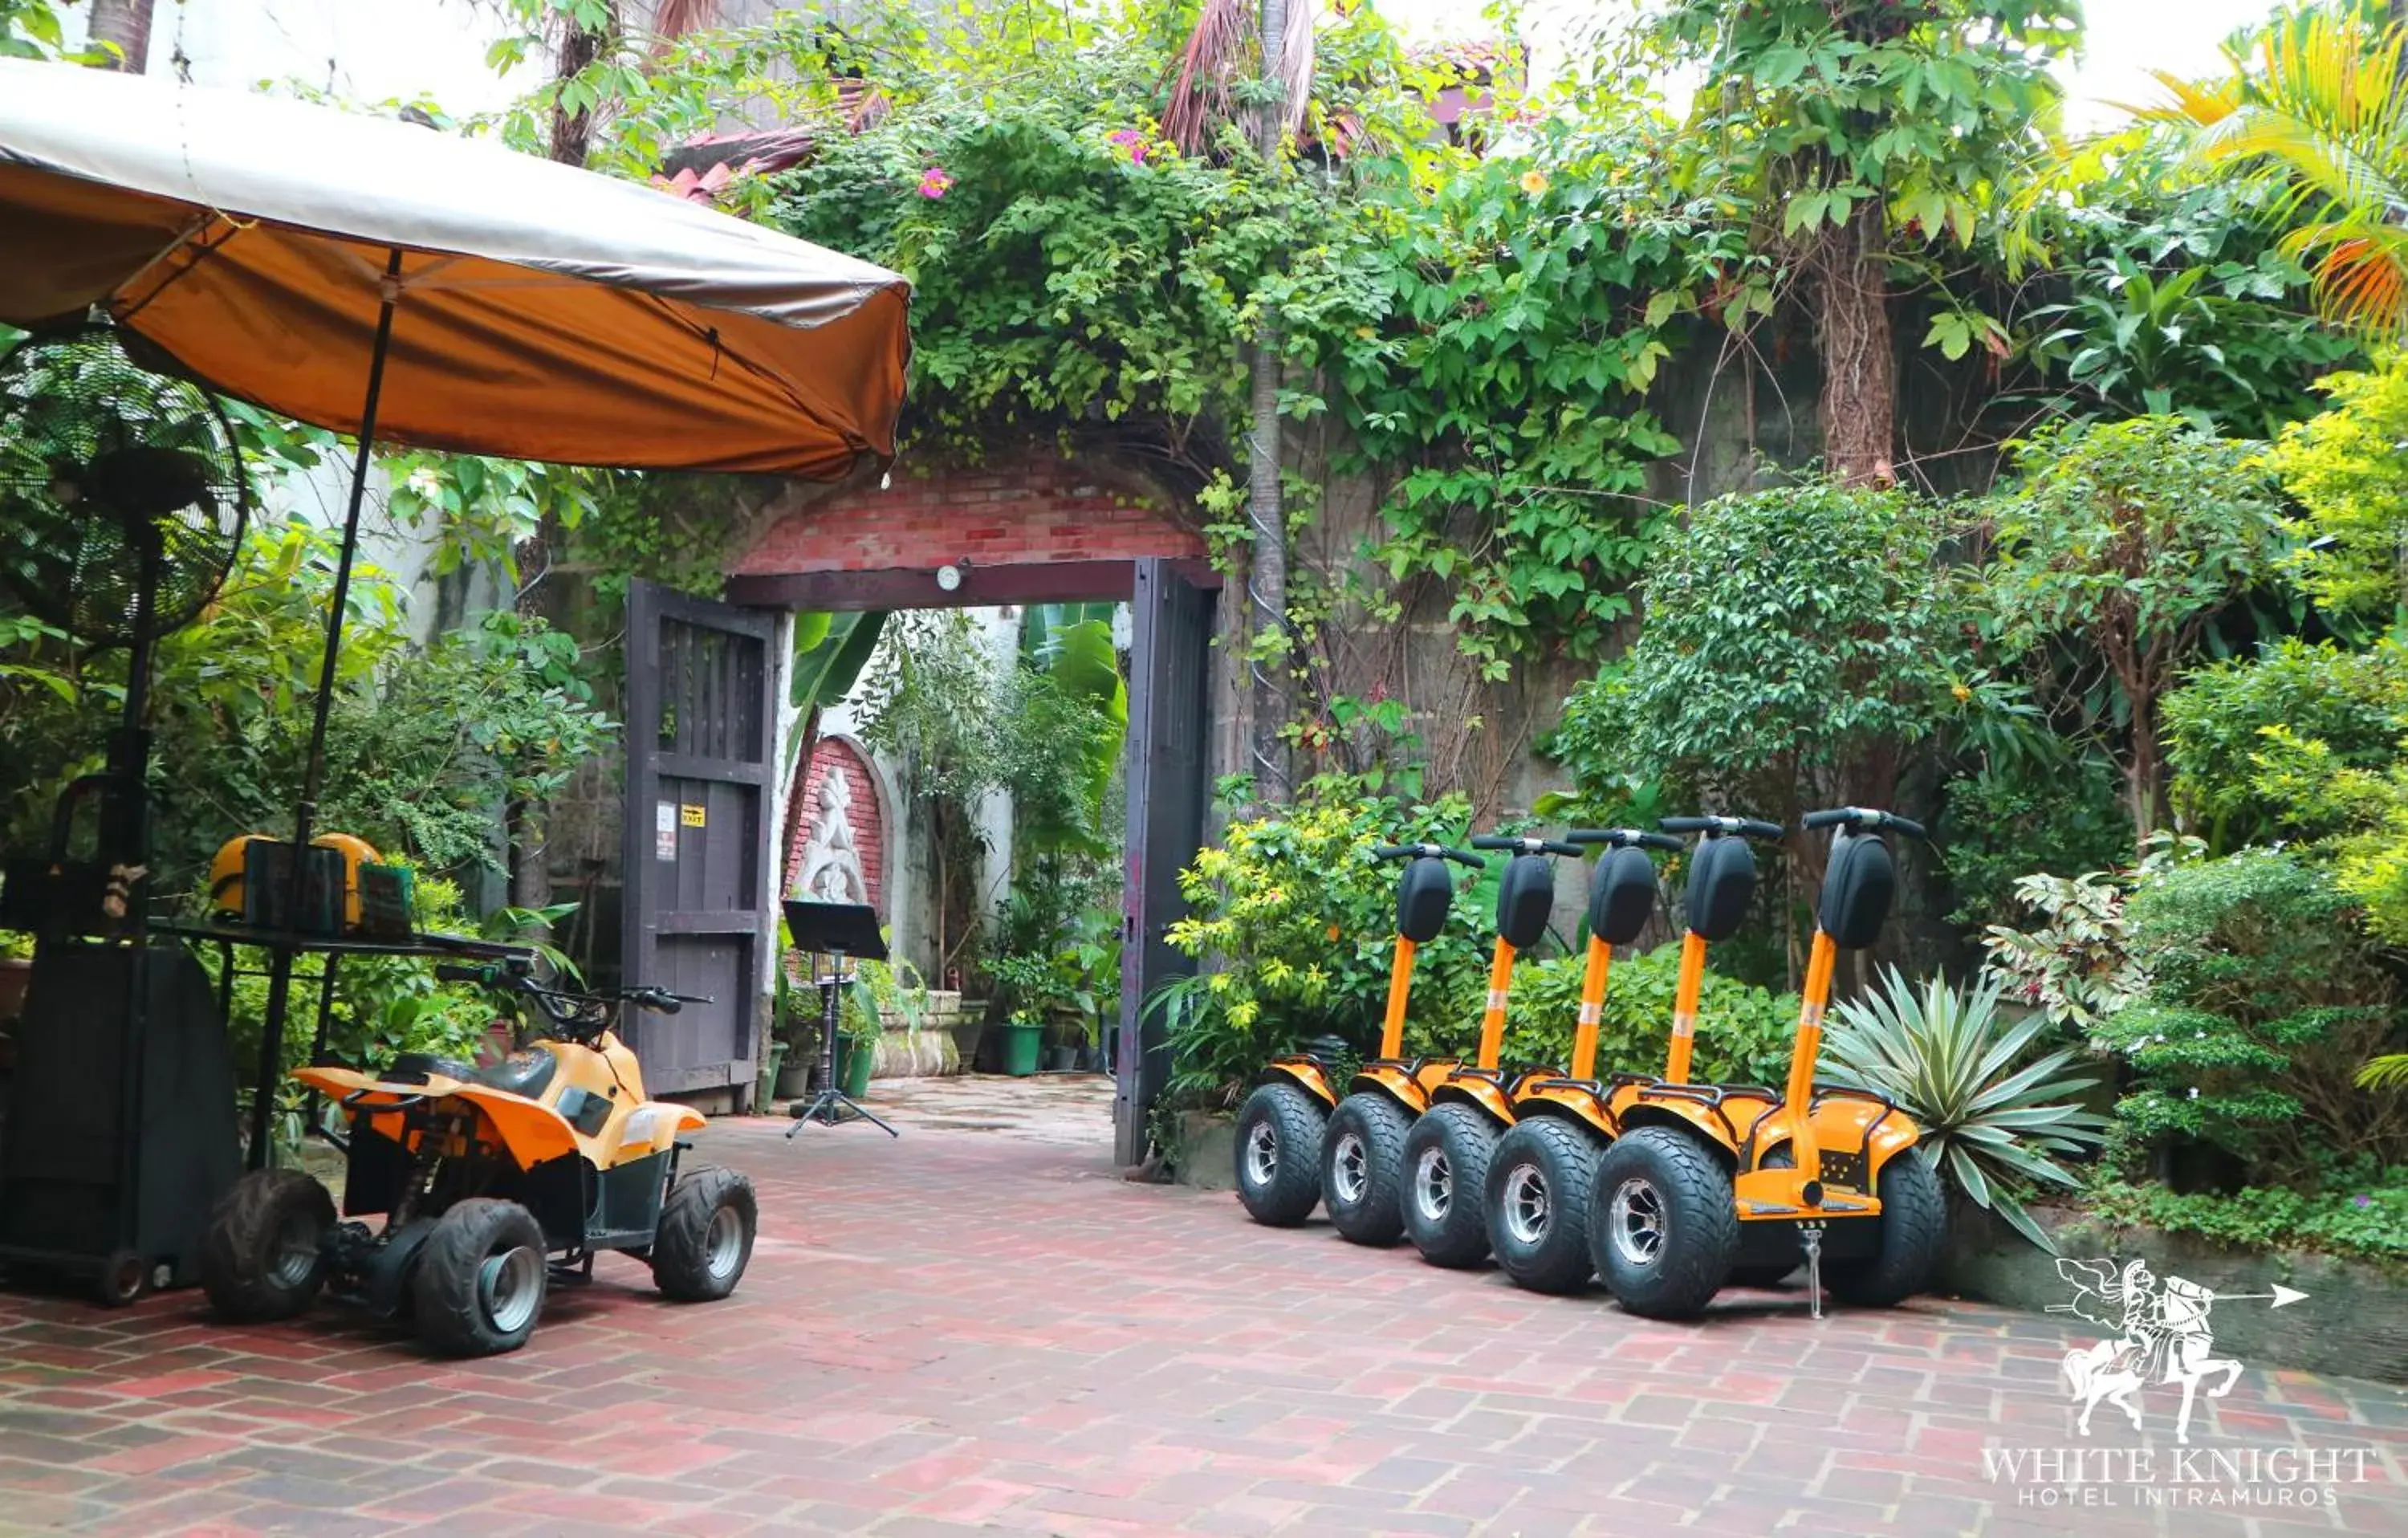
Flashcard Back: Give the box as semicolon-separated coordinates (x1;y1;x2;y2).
2053;1256;2249;1444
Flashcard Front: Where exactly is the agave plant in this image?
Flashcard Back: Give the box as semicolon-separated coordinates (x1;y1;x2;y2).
1824;966;2109;1253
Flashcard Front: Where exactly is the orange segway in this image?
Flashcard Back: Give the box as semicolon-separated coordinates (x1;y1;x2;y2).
1478;825;1683;1292
1230;840;1483;1227
1393;832;1578;1266
1587;808;1945;1320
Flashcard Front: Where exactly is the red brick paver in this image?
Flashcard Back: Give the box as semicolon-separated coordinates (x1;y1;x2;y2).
2;1087;2403;1536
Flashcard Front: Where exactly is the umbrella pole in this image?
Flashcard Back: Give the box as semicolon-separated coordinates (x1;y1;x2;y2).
247;247;404;1170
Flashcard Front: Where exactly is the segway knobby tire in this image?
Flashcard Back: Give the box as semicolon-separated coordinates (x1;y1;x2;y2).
1323;1092;1412;1246
652;1164;758;1302
1486;1117;1601;1294
1823;1147;1946;1308
1401;1103;1501;1268
1587;1126;1737;1320
200;1167;336;1323
413;1198;548;1357
1233;1081;1328;1226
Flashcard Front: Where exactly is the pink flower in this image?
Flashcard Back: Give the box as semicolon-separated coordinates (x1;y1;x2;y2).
917;166;953;199
1108;128;1148;165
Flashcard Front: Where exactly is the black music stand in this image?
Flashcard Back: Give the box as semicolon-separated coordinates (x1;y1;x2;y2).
782;899;897;1139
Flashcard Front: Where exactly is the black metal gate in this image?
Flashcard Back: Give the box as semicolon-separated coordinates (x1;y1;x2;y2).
619;580;777;1100
1116;559;1216;1163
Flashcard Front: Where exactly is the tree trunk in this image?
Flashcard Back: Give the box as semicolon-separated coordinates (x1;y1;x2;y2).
2125;687;2164;848
547;6;618;169
1245;0;1291;808
86;0;153;72
1814;200;1896;488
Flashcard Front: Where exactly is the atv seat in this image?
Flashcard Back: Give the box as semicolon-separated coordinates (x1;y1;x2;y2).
385;1052;475;1085
473;1051;559;1101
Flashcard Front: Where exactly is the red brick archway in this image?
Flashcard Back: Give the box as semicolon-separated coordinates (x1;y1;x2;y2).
726;450;1210;609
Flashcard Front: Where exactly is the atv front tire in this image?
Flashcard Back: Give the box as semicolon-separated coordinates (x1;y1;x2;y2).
1233;1081;1328;1227
1485;1117;1601;1295
413;1198;548;1357
1401;1103;1501;1268
1323;1092;1413;1247
1587;1126;1737;1320
201;1168;336;1323
1823;1148;1946;1308
653;1165;757;1302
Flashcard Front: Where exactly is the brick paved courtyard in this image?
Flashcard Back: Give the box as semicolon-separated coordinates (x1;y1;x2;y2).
1;1076;2402;1537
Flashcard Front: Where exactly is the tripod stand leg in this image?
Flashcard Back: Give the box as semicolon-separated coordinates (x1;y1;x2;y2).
783;1088;900;1138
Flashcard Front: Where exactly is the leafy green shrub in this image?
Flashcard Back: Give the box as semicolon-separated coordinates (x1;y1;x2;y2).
2164;639;2408;849
1395;943;1796;1089
1556;479;1971;840
1824;968;2109;1251
1975;415;2288;841
2265;354;2408;619
2101;850;2408;1183
2085;1177;2408;1267
1938;753;2134;930
1161;776;1491;1101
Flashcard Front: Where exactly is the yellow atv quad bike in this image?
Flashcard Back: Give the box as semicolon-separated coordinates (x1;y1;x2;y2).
1231;840;1484;1227
1477;826;1684;1293
1586;808;1945;1320
1393;832;1577;1267
199;961;758;1357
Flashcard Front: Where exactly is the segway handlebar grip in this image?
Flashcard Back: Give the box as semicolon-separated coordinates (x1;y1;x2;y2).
434;962;495;986
1660;816;1785;840
1567;828;1686;852
1636;831;1684;852
1471;835;1580;856
1803;807;1929;839
1372;842;1485;867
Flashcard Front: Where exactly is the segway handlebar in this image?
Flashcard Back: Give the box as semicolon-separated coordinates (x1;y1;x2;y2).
1470;835;1583;857
1566;828;1684;852
1801;806;1928;839
1372;842;1484;868
1660;815;1786;840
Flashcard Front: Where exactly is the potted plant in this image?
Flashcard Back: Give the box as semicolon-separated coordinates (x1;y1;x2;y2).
772;938;816;1099
995;1007;1044;1077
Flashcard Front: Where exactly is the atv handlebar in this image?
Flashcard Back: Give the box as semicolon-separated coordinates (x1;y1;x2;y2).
434;963;711;1030
1661;816;1786;841
1372;842;1484;868
1801;807;1928;839
1470;834;1582;857
1567;828;1684;852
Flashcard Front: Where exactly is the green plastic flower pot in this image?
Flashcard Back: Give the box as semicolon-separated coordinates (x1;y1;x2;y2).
996;1021;1043;1077
837;1036;876;1097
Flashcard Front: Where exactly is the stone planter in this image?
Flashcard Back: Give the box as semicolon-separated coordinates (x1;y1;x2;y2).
1940;1199;2408;1384
866;990;963;1080
1164;1110;1236;1190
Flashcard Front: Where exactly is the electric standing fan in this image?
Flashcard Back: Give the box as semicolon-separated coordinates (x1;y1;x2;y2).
0;327;250;929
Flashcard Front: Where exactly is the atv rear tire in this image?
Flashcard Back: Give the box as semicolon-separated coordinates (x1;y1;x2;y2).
200;1168;336;1323
413;1198;547;1357
1587;1126;1737;1320
1323;1092;1413;1247
1823;1149;1946;1308
652;1165;757;1301
1401;1103;1501;1268
1234;1081;1328;1227
1485;1117;1601;1295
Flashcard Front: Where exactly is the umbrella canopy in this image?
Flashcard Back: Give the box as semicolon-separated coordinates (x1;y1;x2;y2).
0;58;909;480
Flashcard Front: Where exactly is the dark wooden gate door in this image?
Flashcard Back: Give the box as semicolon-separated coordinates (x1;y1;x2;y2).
1115;559;1216;1163
620;580;777;1101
